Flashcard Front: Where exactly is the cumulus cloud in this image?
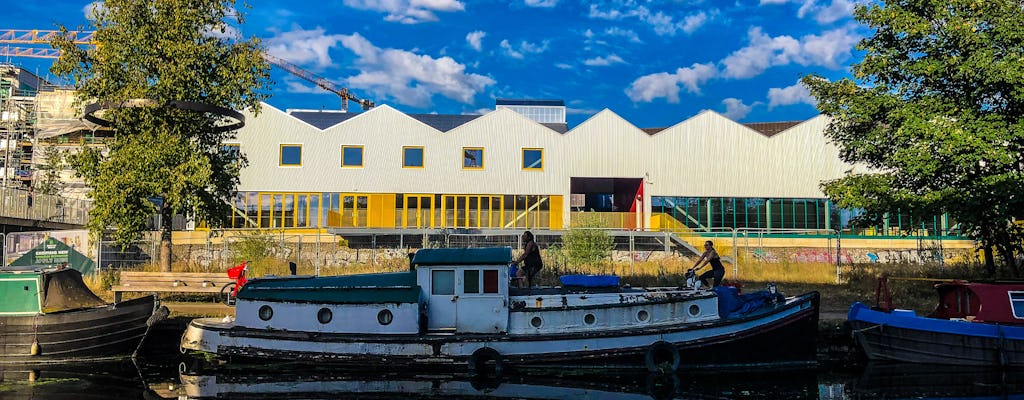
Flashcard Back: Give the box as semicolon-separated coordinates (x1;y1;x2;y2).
342;0;465;24
721;98;754;120
767;80;816;109
720;26;859;79
587;3;713;36
524;0;559;7
583;54;625;66
338;33;495;107
625;62;717;103
82;1;105;18
265;26;347;69
500;39;550;59
604;27;642;43
759;0;854;24
466;31;486;51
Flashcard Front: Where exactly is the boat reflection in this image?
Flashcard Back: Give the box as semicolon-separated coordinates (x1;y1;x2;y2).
850;362;1024;399
178;363;821;400
0;361;162;399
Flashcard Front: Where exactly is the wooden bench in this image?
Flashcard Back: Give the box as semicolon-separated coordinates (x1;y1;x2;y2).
111;271;235;302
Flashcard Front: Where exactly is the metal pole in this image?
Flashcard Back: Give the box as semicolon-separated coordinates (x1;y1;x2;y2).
628;231;635;276
835;229;842;284
732;228;738;279
315;230;321;276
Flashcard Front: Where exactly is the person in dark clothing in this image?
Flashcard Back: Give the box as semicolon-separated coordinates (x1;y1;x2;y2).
512;230;543;288
690;240;725;287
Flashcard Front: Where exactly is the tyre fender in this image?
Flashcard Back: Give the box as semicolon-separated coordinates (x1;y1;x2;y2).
468;347;504;376
644;341;681;373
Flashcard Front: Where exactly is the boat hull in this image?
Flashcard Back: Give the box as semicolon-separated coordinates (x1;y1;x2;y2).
0;295;158;364
847;303;1024;366
181;292;819;370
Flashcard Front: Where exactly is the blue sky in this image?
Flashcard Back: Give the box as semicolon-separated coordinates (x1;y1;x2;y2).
4;0;865;128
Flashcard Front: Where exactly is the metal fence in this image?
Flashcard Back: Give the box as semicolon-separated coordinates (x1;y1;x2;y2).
0;186;90;225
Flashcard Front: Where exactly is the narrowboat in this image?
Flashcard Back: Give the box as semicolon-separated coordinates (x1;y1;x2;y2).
847;279;1024;366
0;266;163;364
181;247;820;372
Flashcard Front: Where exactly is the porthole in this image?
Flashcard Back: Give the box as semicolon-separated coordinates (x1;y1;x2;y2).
688;304;701;317
318;308;333;324
636;310;650;322
377;309;393;325
584;313;596;325
530;316;543;328
258;305;273;321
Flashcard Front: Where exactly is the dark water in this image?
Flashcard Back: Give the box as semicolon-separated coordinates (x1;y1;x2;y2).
3;357;1024;399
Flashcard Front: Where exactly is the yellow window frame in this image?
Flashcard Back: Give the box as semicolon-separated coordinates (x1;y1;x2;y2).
341;145;364;168
522;148;544;171
279;144;302;167
462;147;484;170
403;146;424;169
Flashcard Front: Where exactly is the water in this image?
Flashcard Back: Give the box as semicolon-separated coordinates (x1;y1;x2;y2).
3;358;1023;399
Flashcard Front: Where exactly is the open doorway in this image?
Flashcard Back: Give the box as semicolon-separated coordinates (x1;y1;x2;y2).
569;177;643;229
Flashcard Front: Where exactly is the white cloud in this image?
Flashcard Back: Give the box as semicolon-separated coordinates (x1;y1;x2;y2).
583;54;625;66
587;3;712;36
342;0;465;24
265;26;347;69
555;63;573;69
82;1;105;18
500;39;550;59
720;26;859;79
604;27;642;43
466;31;486;51
524;0;559;7
767;80;815;109
759;0;854;24
338;33;495;107
721;98;754;120
625;62;717;103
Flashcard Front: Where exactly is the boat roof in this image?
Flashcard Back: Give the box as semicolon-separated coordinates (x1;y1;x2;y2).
411;247;512;267
244;271;417;289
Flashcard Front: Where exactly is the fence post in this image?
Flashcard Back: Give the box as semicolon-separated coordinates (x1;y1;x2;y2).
628;231;635;276
835;229;842;284
96;239;102;273
315;230;321;277
732;228;738;279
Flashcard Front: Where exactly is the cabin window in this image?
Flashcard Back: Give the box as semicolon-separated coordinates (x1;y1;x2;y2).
483;270;499;294
464;270;480;294
1011;292;1024;319
688;304;701;317
258;305;273;321
530;316;543;328
584;314;596;325
317;308;332;324
431;270;455;295
377;309;393;325
636;310;650;322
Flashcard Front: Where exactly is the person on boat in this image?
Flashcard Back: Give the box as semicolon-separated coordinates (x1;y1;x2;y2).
690;240;725;287
512;230;543;288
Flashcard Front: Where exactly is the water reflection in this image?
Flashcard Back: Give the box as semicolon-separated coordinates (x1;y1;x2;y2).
1;360;1024;399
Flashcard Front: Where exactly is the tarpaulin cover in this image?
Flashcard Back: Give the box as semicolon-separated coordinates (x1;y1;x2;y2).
41;268;106;313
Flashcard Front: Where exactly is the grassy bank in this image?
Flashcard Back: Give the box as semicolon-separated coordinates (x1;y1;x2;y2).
84;253;991;316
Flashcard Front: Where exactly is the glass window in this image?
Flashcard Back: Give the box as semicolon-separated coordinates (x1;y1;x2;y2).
483;270;499;293
431;270;455;295
403;146;424;168
464;270;480;294
1011;292;1024;319
522;148;543;170
342;146;363;167
280;144;302;166
463;147;484;169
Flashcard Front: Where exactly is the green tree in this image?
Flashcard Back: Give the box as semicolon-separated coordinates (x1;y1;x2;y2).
562;215;615;269
51;0;271;271
34;146;66;196
803;0;1024;275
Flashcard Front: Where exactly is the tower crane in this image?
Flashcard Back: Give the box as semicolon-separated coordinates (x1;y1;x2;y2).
0;29;374;112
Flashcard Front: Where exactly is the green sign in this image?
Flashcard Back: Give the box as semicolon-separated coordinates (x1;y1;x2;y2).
8;237;96;275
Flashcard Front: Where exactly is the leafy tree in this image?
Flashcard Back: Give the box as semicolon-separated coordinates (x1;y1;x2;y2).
562;215;615;269
51;0;271;271
33;146;66;196
803;1;1024;275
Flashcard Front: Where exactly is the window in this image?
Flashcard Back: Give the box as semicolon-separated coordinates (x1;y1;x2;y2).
279;144;302;166
483;270;499;293
221;143;240;164
463;147;484;169
522;148;543;170
403;146;424;168
431;270;455;295
342;146;364;167
1012;292;1024;319
464;270;480;294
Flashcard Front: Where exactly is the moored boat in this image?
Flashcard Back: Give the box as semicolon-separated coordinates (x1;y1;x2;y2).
847;279;1024;366
0;266;163;364
181;247;820;372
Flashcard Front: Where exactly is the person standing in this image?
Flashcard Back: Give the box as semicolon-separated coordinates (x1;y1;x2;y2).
512;231;543;288
690;240;725;287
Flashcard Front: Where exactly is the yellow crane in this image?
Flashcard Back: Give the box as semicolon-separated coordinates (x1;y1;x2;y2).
0;29;374;111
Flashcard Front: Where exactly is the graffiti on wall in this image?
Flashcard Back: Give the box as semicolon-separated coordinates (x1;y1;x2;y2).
747;247;971;265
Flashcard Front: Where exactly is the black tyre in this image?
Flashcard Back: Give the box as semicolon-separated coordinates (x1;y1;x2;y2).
468;347;504;377
644;341;681;373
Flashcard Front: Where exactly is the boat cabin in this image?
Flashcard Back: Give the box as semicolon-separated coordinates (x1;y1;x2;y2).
0;267;106;316
928;281;1024;325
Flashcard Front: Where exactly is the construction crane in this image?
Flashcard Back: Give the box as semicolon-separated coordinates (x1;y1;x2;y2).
0;29;374;112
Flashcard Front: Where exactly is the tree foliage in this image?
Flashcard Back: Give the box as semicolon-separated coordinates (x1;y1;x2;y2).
803;0;1024;274
51;0;271;271
562;215;615;268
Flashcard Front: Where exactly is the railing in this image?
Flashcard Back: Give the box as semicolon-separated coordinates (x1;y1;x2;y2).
0;186;90;225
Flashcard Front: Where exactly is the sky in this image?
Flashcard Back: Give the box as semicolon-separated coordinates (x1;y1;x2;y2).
3;0;866;128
